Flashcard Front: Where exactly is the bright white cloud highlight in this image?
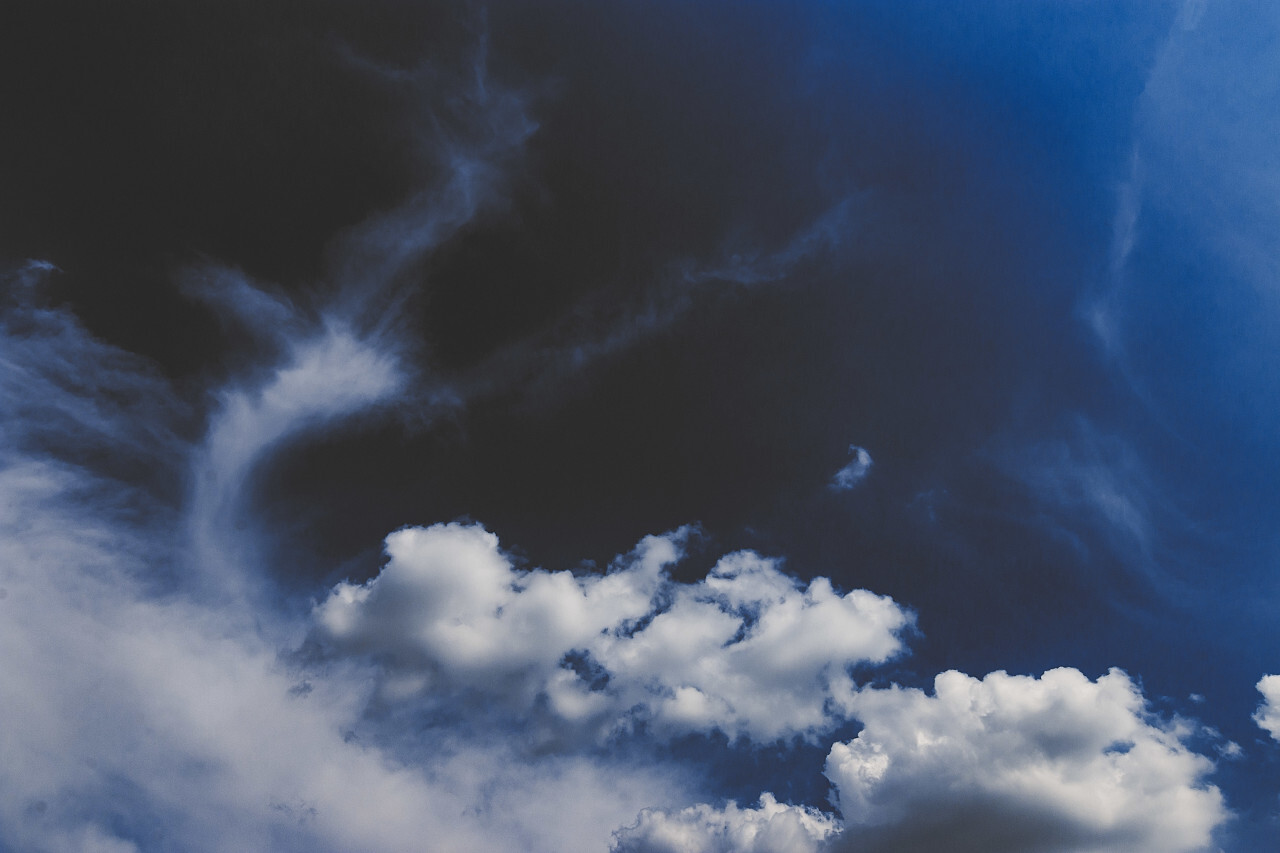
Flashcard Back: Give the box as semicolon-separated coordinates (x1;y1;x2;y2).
826;667;1227;853
315;523;913;742
1254;675;1280;741
611;795;839;853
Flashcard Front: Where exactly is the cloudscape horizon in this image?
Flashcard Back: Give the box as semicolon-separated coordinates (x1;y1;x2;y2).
3;2;1279;851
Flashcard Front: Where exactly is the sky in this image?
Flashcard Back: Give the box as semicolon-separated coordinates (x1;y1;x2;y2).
2;0;1280;850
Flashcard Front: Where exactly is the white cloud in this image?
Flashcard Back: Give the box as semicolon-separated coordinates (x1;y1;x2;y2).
605;667;1229;853
0;56;698;853
611;795;839;853
0;23;1244;853
315;524;913;743
0;354;692;853
826;668;1227;853
1253;675;1280;741
189;321;407;599
0;294;1233;853
829;445;873;491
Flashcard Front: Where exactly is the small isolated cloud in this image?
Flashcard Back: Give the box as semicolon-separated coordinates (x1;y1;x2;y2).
314;524;913;743
1254;675;1280;741
1217;740;1243;760
611;794;839;853
830;445;873;491
826;667;1227;853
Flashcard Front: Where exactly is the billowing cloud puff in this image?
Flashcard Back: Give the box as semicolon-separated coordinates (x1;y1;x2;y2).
830;445;873;491
1254;675;1280;741
314;523;913;742
826;667;1227;853
604;667;1228;853
611;794;839;853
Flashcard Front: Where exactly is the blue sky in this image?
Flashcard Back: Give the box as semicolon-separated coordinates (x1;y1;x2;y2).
2;1;1279;850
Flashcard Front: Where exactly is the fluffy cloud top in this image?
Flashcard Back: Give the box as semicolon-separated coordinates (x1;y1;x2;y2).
1254;675;1280;741
611;794;839;853
826;667;1227;853
620;667;1228;853
314;523;912;742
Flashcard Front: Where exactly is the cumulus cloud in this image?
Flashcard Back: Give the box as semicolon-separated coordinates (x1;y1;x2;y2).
314;523;912;743
611;795;839;853
829;445;873;491
1253;675;1280;741
604;667;1228;853
826;667;1227;853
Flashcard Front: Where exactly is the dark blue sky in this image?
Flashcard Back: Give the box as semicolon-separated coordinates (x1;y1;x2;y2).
2;1;1278;851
